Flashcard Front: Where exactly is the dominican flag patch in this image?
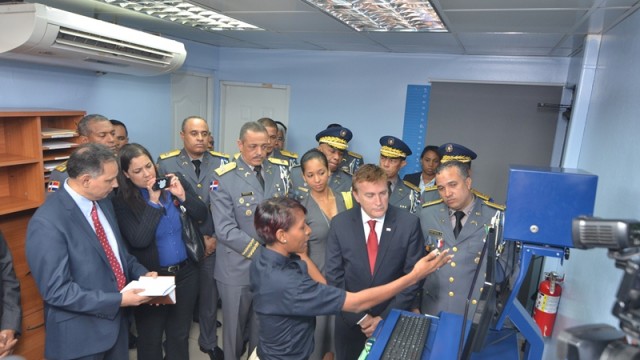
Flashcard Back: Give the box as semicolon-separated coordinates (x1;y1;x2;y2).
47;180;60;192
210;180;219;192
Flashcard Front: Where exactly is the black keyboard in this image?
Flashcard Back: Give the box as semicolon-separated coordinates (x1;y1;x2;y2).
381;314;431;360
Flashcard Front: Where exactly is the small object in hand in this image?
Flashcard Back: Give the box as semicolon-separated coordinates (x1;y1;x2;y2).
152;177;170;191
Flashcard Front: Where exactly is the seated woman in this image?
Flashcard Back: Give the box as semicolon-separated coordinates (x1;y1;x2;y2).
250;197;452;360
112;143;207;360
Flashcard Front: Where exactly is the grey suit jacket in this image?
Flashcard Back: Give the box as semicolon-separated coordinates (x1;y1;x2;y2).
157;148;229;235
0;232;21;334
419;197;503;316
210;156;290;286
26;186;148;359
325;205;424;326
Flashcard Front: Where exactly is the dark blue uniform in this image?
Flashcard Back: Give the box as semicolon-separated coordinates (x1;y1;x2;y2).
250;248;346;360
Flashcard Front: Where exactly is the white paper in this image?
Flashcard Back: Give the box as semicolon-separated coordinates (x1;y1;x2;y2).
121;276;176;303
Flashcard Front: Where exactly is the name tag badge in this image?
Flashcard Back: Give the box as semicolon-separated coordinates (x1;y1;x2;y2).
428;229;443;237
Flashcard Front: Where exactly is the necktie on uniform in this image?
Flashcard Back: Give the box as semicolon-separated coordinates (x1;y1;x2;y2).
254;165;265;190
192;159;201;178
91;202;126;290
453;210;465;239
367;220;378;275
387;181;393;196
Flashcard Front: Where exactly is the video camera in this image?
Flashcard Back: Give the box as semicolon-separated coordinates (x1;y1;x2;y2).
561;217;640;359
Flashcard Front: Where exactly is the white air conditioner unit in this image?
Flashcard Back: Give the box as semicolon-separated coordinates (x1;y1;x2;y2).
0;3;187;76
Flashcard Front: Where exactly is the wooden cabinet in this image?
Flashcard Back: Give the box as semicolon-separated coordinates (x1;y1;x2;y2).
0;110;84;359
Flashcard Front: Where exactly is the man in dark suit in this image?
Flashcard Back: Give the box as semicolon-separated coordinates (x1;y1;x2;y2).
26;143;153;360
0;231;21;357
325;164;425;360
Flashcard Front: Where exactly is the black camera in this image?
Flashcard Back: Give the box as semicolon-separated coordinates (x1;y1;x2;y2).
152;177;170;191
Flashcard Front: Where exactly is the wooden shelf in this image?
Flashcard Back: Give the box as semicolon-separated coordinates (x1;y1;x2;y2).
0;109;85;359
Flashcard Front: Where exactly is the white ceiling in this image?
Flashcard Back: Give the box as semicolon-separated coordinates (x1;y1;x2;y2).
35;0;640;57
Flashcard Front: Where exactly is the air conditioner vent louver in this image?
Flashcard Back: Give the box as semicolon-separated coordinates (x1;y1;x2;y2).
56;27;173;66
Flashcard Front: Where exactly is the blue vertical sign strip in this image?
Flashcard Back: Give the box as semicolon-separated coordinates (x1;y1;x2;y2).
400;84;431;177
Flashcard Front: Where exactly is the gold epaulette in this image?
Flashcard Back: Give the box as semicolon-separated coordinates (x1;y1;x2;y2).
269;157;289;167
242;239;261;259
472;189;491;201
214;162;236;176
233;152;240;160
424;185;438;192
347;151;363;159
54;161;68;172
483;200;506;211
403;180;420;193
279;149;298;159
342;191;354;210
209;150;230;159
159;149;180;160
422;198;444;208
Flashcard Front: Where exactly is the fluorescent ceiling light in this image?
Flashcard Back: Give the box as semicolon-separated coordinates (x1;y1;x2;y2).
97;0;263;31
303;0;447;32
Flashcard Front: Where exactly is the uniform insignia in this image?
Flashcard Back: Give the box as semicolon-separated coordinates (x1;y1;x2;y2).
279;149;298;159
340;129;347;137
242;239;260;259
246;209;252;216
297;186;309;193
210;180;218;192
268;157;288;167
445;144;453;153
403;180;420;193
424;185;438;192
233;152;240;160
54;161;68;172
47;180;60;192
472;189;491;201
159;149;180;160
241;192;254;197
483;200;506;211
387;137;394;145
214;162;236;176
422;198;444;207
239;198;244;204
208;150;230;159
347;151;363;159
428;229;443;237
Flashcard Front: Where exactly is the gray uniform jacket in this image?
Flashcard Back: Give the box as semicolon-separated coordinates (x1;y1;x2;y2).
290;165;352;201
419;197;505;316
210;156;290;286
157;148;229;236
389;177;421;214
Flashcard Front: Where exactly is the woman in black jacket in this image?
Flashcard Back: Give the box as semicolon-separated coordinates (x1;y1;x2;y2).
113;143;207;360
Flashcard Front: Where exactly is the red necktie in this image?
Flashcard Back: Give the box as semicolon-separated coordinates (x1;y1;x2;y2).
91;202;127;290
367;220;378;275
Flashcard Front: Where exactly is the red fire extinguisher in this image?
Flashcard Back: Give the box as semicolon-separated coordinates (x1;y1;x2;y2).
533;272;563;337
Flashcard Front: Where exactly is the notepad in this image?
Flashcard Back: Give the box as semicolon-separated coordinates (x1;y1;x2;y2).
121;276;176;304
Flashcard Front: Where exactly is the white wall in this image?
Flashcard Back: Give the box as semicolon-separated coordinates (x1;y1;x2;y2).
214;49;570;163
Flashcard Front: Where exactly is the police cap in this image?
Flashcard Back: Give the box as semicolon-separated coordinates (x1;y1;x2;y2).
439;143;477;163
315;127;352;151
379;136;412;159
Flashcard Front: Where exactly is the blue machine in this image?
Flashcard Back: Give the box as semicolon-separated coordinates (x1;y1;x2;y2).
366;166;598;360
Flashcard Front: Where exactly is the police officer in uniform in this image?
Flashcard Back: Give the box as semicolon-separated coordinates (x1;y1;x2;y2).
157;116;227;360
378;136;421;214
210;121;290;360
290;126;353;201
326;123;364;175
257;117;298;168
47;114;116;194
419;160;505;316
422;143;492;203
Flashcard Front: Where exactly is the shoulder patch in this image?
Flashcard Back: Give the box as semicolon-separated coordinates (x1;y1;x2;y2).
209;150;230;159
403;180;420;193
269;157;289;167
421;198;444;208
54;160;68;172
472;189;491;201
483;200;506;211
159;149;180;160
347;151;363;159
424;185;438;192
279;149;298;159
214;162;237;176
